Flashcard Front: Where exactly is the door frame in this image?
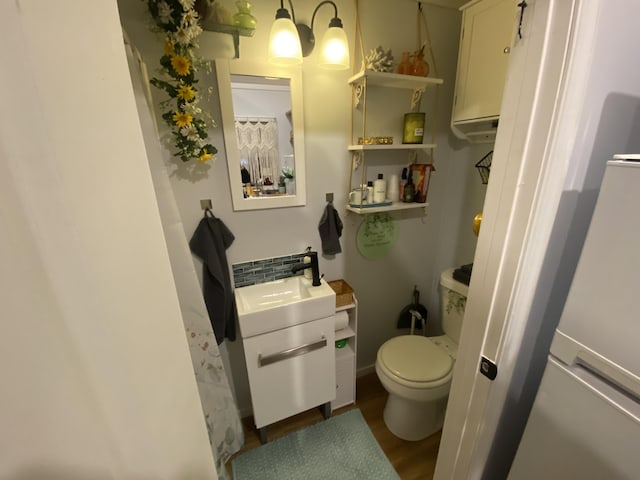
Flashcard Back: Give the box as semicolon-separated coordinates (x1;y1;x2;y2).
436;0;640;476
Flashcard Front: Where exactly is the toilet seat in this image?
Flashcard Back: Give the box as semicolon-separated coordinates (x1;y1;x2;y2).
378;335;453;388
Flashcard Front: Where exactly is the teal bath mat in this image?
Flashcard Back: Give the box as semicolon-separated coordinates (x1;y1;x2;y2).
231;409;400;480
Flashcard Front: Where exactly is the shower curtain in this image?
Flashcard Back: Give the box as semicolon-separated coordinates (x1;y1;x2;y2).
235;118;280;186
125;42;243;479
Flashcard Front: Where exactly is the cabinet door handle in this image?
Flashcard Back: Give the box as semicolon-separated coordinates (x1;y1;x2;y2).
258;336;327;367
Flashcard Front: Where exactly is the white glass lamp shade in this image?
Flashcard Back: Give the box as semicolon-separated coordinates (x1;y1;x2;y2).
318;26;349;70
268;17;303;65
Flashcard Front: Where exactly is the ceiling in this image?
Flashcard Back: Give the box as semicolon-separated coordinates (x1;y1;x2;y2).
415;0;469;9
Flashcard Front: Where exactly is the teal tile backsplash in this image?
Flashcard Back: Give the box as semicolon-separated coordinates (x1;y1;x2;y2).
232;253;307;288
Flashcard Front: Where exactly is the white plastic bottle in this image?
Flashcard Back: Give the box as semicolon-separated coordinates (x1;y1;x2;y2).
387;173;400;202
366;181;374;203
373;173;387;203
303;256;312;280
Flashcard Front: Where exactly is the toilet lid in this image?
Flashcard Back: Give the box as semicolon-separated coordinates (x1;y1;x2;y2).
379;336;453;383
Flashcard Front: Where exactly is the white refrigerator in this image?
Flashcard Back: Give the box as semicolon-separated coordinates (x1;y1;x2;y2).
509;157;640;479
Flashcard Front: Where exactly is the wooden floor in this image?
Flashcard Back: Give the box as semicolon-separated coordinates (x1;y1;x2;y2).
227;372;442;480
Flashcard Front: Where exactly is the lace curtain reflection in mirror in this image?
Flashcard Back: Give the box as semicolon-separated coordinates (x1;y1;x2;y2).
232;76;295;198
216;59;306;211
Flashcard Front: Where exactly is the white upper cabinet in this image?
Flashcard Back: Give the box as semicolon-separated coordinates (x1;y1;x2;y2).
452;0;516;142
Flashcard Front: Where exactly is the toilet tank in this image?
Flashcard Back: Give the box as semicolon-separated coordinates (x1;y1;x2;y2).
439;268;469;343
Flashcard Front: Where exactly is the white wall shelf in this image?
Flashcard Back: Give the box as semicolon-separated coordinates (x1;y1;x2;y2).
346;202;428;215
347;69;442;213
348;143;437;151
348;70;444;89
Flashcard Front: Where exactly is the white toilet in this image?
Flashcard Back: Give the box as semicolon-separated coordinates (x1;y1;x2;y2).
375;268;469;441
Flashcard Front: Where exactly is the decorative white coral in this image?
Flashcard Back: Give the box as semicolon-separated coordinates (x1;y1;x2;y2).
365;46;394;72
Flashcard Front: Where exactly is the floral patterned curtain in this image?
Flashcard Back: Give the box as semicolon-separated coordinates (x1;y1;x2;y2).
235;118;280;185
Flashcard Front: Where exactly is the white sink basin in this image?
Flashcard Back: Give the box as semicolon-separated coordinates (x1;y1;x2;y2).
235;276;336;338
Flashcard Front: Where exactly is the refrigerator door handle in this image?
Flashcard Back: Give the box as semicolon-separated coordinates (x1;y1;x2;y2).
575;349;640;403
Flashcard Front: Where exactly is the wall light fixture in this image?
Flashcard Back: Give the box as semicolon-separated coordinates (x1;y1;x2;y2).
268;0;350;70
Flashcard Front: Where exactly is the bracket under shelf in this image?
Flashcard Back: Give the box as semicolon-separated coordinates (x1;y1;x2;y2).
200;20;255;59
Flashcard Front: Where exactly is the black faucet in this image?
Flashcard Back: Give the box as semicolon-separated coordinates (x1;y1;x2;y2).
291;251;321;286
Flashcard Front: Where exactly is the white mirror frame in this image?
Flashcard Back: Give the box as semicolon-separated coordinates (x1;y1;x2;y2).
216;59;306;211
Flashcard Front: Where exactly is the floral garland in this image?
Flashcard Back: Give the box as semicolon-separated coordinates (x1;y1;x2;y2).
147;0;216;163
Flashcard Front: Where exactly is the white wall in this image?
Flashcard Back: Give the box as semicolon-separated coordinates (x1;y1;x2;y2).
119;0;487;415
0;1;216;478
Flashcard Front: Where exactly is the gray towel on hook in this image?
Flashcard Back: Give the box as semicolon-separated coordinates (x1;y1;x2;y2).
318;203;343;255
189;213;237;345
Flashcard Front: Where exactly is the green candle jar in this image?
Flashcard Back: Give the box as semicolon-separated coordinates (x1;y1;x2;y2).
402;112;426;144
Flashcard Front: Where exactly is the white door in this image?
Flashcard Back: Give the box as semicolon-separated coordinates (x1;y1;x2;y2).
435;0;640;478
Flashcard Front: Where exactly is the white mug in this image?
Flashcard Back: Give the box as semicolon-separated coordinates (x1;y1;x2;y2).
349;187;368;205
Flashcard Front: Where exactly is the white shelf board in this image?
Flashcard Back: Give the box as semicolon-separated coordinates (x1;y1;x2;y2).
346;202;428;215
335;326;355;341
348;70;444;89
336;302;356;312
348;143;436;151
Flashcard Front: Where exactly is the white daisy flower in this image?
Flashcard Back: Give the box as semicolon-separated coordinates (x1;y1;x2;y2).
157;1;174;24
179;0;196;10
186;22;202;38
181;9;199;27
180;124;199;140
174;26;190;45
175;22;202;44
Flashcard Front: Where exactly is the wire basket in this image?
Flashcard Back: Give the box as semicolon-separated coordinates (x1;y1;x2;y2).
475;150;493;184
328;279;354;308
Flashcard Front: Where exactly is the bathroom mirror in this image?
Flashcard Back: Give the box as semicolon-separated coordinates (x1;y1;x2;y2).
216;59;306;211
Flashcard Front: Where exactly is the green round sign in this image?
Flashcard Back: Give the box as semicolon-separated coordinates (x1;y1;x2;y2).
356;213;398;259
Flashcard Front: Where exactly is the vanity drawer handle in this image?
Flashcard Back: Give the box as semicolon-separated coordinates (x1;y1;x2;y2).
258;337;327;367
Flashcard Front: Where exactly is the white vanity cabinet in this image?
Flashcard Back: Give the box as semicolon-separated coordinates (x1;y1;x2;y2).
451;0;516;142
242;315;335;438
332;295;358;411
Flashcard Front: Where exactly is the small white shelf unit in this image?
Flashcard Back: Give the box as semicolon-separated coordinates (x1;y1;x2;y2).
347;70;443;215
332;295;358;411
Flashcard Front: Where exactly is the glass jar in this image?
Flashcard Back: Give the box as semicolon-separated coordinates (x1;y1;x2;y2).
396;51;412;75
411;50;429;77
233;1;257;29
